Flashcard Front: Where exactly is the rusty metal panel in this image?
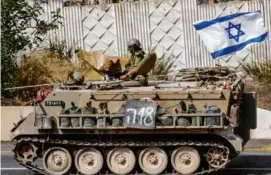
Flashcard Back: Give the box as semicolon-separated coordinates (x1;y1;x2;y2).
115;2;151;57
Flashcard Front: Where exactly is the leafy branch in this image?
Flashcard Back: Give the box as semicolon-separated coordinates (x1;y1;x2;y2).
1;0;62;97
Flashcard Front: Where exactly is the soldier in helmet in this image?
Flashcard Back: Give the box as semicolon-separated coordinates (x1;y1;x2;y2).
120;39;157;81
68;71;85;85
98;39;156;82
120;39;148;80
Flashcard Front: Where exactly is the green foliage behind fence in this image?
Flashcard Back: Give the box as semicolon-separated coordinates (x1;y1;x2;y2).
1;0;62;97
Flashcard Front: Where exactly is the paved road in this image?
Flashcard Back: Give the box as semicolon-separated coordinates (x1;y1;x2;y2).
1;144;271;175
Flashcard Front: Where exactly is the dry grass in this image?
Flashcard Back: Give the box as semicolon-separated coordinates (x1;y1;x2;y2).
15;49;129;103
18;49;129;86
19;50;74;85
15;48;129;104
242;60;271;110
242;61;271;84
14;50;75;103
246;80;271;110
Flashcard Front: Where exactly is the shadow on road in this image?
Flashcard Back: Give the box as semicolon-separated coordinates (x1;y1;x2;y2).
213;152;271;175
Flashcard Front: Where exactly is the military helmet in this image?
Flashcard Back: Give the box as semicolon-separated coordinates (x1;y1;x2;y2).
69;71;84;85
127;39;142;51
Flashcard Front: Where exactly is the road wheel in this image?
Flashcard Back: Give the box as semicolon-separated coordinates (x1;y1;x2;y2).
171;147;200;174
107;147;136;175
139;147;168;175
74;148;103;175
43;147;72;175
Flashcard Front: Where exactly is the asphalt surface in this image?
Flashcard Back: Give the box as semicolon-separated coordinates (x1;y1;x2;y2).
1;143;271;175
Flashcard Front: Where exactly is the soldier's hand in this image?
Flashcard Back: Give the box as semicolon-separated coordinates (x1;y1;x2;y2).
120;75;127;80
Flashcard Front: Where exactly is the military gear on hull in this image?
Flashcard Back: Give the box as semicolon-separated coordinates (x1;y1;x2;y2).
99;59;122;77
177;118;191;126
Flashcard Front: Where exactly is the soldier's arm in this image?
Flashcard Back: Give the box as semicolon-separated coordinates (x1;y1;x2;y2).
120;67;138;80
120;52;157;80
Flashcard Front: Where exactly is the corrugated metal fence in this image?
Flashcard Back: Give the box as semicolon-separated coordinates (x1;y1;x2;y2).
115;2;151;56
41;0;271;68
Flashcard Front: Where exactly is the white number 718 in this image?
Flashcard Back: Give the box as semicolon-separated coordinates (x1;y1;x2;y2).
126;107;154;126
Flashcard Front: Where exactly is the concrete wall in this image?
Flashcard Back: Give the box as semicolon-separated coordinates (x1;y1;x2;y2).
1;106;34;141
250;108;271;139
1;106;270;141
32;0;271;69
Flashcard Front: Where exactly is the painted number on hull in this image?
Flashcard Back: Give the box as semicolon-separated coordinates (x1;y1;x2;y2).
124;100;157;129
45;100;64;106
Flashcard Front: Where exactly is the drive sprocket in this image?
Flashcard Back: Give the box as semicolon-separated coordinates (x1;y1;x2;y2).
13;142;38;165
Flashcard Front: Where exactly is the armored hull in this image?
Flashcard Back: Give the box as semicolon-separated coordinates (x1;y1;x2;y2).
10;79;255;175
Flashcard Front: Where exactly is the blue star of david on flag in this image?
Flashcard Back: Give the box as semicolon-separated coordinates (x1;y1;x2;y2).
225;22;245;42
194;11;268;59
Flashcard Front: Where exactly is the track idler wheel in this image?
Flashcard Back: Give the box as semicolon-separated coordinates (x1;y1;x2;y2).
206;147;229;168
171;147;200;174
75;148;103;175
139;147;168;175
43;147;72;175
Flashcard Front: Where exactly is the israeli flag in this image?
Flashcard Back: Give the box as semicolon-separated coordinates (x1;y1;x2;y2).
194;11;268;60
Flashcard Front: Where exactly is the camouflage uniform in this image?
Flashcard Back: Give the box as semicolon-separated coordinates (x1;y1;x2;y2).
120;39;146;80
99;38;156;82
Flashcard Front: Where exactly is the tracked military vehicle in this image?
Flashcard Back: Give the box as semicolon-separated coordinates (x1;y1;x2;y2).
9;66;257;175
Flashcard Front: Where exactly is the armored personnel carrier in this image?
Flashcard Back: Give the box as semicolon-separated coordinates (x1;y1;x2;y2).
10;67;256;175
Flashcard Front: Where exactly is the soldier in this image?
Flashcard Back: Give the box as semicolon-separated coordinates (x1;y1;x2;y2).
98;39;156;82
69;102;81;127
119;39;145;80
120;39;156;81
67;72;85;85
69;102;81;114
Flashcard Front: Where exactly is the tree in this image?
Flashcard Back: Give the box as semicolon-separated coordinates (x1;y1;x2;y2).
1;0;62;97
